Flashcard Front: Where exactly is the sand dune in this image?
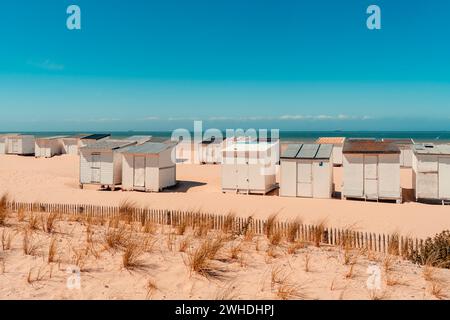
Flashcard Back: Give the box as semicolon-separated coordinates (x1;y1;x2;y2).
0;155;449;238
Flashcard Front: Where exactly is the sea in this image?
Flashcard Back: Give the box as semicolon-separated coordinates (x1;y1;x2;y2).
3;131;450;143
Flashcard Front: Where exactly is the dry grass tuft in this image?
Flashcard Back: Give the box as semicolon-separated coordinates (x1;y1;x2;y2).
194;220;212;238
264;214;278;238
1;229;14;251
229;242;242;260
47;236;57;263
178;236;190;252
118;199;137;224
17;207;26;222
269;229;283;246
0;194;9;226
104;224;130;250
146;279;158;299
222;212;235;234
27;213;40;231
142;220;157;234
122;241;146;269
41;212;59;233
175;219;188;235
26;265;47;284
23;230;40;256
313;220;326;247
276;282;306;300
186;236;225;278
422;265;436;282
382;255;395;273
429;280;447;300
287;219;301;243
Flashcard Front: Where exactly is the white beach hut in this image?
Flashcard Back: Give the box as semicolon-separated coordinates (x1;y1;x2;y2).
0;134;19;154
342;140;401;203
412;144;450;203
122;142;177;192
61;134;90;155
280;144;333;198
221;139;279;194
316;137;346;166
35;136;66;158
382;139;415;168
5;134;35;155
199;137;224;164
79;139;137;190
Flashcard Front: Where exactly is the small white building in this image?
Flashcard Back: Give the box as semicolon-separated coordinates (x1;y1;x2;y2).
412;144;450;203
0;134;19;154
221;140;279;194
199;137;224;164
122;142;177;192
382;139;414;168
61;134;90;155
80;134;111;147
35;136;66;158
79;139;137;190
5;134;35;155
316;137;346;166
342;140;402;203
280;144;333;198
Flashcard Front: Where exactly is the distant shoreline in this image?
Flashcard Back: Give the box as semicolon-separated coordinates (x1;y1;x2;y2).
2;131;450;143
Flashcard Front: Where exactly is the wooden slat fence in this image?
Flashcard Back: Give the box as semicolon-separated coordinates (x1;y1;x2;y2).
6;201;424;257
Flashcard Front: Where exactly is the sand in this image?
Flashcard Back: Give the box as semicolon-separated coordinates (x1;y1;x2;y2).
0;212;449;300
0;154;449;239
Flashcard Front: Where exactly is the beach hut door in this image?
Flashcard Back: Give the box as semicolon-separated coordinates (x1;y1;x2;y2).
90;153;101;183
10;138;19;153
364;155;378;199
133;156;146;188
297;161;313;197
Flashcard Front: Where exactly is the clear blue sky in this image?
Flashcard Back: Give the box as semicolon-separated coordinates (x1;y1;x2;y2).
1;0;449;131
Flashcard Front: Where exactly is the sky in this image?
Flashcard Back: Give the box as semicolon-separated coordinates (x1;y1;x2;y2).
0;0;449;131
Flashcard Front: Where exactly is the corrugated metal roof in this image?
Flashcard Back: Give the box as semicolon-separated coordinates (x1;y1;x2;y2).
343;141;400;154
81;139;135;151
281;144;302;158
82;134;111;140
297;144;320;159
122;142;176;155
316;137;345;144
281;144;332;159
315;144;334;159
413;144;450;155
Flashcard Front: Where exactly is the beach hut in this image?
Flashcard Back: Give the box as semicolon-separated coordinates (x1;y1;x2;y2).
0;134;19;154
125;135;152;144
280;144;333;198
198;137;224;164
5;134;35;155
80;134;111;147
121;142;177;192
79;139;137;190
221;139;279;194
61;134;90;155
35;136;67;158
382;139;415;168
342;140;401;203
316;137;345;166
412;144;450;203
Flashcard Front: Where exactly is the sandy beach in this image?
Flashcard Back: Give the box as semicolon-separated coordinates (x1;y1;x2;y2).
0;154;449;239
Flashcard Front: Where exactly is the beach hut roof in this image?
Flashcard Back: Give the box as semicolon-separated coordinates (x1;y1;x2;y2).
36;135;67;141
149;136;172;143
81;134;111;141
413;144;450;155
281;144;333;160
122;142;177;155
222;140;277;153
343;140;400;154
81;139;135;152
125;135;152;144
382;138;415;145
316;137;346;145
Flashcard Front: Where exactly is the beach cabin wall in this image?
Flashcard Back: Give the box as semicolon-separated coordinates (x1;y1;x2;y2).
383;139;414;168
280;144;333;198
6;135;35;155
79;140;136;190
221;140;279;195
199;137;223;164
412;144;450;202
316;137;345;166
0;134;17;154
122;142;177;192
61;135;90;155
35;136;66;158
342;141;401;203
